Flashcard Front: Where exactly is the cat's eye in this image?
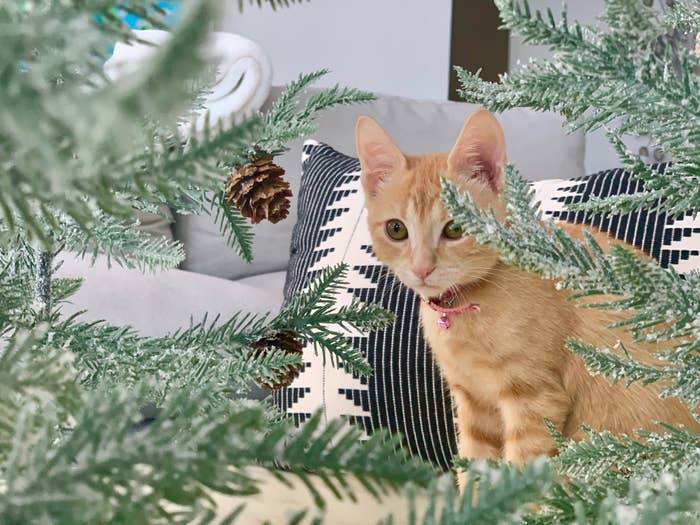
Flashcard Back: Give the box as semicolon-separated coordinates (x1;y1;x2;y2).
385;219;408;241
443;221;463;240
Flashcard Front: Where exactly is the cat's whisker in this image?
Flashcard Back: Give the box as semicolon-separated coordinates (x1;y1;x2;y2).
477;278;517;301
374;268;410;298
374;269;393;289
438;267;519;301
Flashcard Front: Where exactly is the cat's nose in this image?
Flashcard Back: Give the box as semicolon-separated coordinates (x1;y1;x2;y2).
412;266;436;280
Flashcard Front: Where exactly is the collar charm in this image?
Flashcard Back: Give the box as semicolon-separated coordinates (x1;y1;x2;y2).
424;286;480;330
437;313;451;330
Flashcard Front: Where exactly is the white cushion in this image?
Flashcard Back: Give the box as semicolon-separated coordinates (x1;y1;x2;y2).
135;205;175;240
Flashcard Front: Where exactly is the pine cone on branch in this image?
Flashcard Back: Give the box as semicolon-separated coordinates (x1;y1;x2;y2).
226;155;292;224
250;329;304;390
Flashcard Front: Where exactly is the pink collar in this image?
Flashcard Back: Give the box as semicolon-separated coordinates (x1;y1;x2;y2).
424;286;480;330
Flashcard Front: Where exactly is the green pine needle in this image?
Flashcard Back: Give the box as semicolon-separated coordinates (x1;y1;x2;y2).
399;458;553;525
49;262;391;397
213;191;254;263
59;212;185;272
0;327;81;463
554;423;700;484
278;263;393;377
0;383;435;524
252;70;375;157
667;0;700;31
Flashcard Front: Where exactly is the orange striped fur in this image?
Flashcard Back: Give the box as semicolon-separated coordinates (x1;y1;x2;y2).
355;110;699;489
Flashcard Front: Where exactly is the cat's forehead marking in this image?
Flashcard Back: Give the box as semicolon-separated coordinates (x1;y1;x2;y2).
368;152;449;224
404;153;447;214
406;199;417;221
400;162;450;248
405;179;446;222
431;200;445;223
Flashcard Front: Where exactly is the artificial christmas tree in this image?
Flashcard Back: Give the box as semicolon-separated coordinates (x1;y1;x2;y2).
3;0;700;523
0;1;434;523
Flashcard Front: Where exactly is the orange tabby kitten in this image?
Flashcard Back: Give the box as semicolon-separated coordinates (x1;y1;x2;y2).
355;109;699;486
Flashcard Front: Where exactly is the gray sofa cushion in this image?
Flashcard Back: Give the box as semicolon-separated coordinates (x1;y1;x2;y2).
173;209;290;280
136;205;175;240
56;253;286;337
174;88;586;281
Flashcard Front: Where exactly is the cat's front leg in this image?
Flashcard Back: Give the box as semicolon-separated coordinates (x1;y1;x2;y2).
451;385;503;489
498;383;571;466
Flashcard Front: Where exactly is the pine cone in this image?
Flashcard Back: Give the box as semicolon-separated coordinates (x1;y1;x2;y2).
226;155;292;224
250;329;304;390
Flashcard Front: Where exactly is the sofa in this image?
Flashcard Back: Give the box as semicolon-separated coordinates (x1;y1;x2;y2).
56;88;585;523
57;87;585;335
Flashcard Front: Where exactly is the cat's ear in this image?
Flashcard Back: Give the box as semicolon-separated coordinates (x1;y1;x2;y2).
355;116;406;197
447;108;506;192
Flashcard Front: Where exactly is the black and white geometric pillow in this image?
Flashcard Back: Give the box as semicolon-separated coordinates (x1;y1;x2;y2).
274;142;700;471
533;164;700;272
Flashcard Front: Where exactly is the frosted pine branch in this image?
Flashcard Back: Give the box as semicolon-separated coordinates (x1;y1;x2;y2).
251;70;375;158
212;190;254;262
442;167;700;406
456;0;700;216
278;263;393;377
0;3;371;259
237;0;310;12
397;458;553;525
0;329;80;464
0;384;434;524
668;0;700;32
59;212;185;273
49;263;388;395
554;423;700;484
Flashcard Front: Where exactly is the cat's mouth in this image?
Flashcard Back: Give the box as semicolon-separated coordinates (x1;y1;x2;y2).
424;284;467;306
414;284;443;300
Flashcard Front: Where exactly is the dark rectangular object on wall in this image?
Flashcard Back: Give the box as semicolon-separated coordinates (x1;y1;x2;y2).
449;1;509;101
